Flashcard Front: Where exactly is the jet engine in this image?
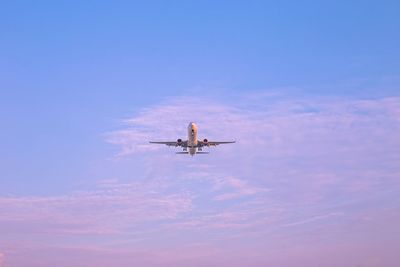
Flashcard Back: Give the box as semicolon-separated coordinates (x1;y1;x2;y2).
203;138;208;145
177;138;182;143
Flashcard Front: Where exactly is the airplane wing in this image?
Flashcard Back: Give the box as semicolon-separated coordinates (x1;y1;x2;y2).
149;140;187;147
198;140;236;147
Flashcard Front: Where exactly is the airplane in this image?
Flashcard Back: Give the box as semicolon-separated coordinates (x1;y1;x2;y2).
149;122;235;156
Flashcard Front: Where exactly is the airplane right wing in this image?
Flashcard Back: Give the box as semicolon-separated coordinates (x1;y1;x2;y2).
149;140;187;147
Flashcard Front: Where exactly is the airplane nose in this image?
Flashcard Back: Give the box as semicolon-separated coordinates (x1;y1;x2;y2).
188;122;197;132
188;122;196;129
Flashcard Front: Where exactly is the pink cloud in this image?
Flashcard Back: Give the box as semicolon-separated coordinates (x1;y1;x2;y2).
105;93;400;224
0;180;192;236
212;176;266;201
283;212;343;227
0;252;4;267
107;95;400;162
2;93;400;266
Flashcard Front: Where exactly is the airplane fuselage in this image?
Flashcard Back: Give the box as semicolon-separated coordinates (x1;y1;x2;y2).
187;122;198;155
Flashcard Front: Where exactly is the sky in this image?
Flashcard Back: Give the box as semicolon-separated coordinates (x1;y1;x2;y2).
0;1;400;266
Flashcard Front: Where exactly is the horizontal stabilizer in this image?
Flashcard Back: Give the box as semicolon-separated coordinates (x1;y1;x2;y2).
196;152;209;154
175;152;189;154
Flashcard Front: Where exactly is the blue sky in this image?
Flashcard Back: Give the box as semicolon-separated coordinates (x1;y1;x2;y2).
0;1;400;266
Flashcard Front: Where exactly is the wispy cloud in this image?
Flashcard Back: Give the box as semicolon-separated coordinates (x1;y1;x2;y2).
107;93;400;190
212;176;267;201
107;94;400;160
0;180;192;236
283;212;343;227
0;252;4;267
105;93;400;232
2;92;400;266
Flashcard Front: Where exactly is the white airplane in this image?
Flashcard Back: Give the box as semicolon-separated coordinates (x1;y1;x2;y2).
149;122;235;156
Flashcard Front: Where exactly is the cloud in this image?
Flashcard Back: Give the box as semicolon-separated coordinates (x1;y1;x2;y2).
107;94;400;161
107;93;400;192
283;212;343;227
3;92;400;266
212;176;267;201
105;93;400;235
0;180;192;236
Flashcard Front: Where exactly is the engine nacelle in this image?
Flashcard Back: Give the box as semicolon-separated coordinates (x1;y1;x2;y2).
203;138;208;143
177;138;182;143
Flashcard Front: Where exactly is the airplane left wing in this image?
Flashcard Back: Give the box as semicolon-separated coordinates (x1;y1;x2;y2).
198;140;236;147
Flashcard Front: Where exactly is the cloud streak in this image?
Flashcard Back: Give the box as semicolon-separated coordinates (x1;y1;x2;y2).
0;180;192;236
2;92;400;266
